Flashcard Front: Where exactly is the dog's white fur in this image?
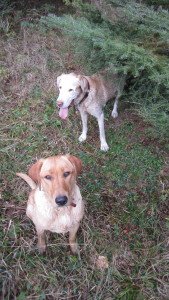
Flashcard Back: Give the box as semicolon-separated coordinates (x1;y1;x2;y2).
16;155;84;254
57;71;125;151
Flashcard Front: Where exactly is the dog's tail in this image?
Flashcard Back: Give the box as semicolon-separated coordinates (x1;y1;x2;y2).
16;173;37;190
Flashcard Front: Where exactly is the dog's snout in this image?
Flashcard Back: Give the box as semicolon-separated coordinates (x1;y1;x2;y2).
57;101;63;108
55;195;68;206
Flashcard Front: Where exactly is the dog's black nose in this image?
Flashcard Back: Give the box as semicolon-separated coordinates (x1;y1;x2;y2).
55;195;68;206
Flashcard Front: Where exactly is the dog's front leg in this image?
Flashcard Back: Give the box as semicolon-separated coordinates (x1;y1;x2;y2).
78;110;88;143
37;230;46;253
97;112;109;151
69;223;80;254
111;95;119;118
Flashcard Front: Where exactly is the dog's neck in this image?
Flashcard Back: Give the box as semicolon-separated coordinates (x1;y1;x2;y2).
74;80;90;106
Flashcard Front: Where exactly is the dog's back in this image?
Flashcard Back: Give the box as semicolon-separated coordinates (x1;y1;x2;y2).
86;71;125;106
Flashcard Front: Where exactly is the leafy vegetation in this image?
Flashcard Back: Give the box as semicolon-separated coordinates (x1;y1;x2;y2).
0;1;169;299
40;0;169;139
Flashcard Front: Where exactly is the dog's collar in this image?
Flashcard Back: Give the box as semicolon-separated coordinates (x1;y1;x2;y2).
74;79;90;106
78;91;89;106
70;195;77;207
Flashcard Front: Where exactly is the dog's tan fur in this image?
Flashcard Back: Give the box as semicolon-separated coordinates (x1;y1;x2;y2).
57;70;125;151
17;155;84;254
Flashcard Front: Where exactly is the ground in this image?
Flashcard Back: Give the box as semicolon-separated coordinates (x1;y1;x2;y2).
0;2;169;299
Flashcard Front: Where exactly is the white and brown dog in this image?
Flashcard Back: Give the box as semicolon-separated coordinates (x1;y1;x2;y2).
17;155;84;254
57;71;125;151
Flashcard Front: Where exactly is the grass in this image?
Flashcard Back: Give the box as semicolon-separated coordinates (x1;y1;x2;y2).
0;2;169;299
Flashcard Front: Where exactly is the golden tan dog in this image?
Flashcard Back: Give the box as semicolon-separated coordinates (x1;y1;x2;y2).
17;155;84;254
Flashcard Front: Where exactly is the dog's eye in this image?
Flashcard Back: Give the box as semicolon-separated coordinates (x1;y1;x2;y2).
69;89;73;92
63;172;70;178
45;175;52;180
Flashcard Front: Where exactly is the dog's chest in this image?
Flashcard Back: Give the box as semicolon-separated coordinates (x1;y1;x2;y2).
49;212;76;233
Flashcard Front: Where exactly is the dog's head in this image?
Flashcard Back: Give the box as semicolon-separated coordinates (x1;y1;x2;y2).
28;155;82;207
56;73;89;120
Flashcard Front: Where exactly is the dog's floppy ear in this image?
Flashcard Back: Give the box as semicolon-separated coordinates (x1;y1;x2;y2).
78;75;89;94
56;74;64;87
28;159;44;184
68;155;82;175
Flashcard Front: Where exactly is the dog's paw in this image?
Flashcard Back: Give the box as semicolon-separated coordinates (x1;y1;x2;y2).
111;111;118;118
37;243;46;254
100;142;109;152
78;133;86;143
70;242;79;254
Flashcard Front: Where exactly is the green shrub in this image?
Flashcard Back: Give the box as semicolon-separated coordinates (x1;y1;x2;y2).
40;0;169;139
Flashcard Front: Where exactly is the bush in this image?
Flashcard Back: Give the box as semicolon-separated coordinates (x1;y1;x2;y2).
40;0;169;138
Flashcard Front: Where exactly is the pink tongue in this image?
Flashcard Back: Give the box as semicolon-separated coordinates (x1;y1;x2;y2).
59;108;68;120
